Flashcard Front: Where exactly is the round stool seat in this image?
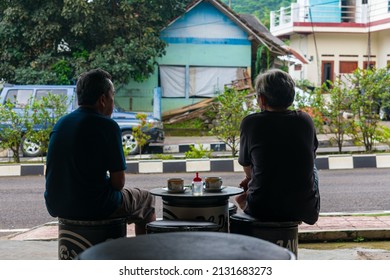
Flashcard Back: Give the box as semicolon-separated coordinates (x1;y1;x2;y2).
146;220;219;233
58;217;127;260
230;212;300;257
77;232;296;260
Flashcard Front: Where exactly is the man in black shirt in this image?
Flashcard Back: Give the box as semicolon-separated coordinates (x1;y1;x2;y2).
237;69;320;225
45;69;155;234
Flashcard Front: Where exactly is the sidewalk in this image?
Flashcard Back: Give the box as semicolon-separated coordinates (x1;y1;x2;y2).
1;213;390;260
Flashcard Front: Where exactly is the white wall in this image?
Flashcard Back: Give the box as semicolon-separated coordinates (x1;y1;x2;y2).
289;31;389;85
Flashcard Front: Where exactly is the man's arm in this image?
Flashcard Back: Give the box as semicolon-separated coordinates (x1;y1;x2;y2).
109;170;125;191
243;165;252;180
238;165;252;192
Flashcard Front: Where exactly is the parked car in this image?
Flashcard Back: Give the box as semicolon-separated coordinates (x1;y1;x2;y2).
0;84;164;157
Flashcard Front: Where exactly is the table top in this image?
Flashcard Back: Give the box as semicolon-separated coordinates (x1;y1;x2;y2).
77;232;296;260
150;186;243;199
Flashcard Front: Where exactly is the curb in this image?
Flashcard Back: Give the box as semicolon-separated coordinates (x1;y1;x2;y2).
4;221;390;243
1;153;390;176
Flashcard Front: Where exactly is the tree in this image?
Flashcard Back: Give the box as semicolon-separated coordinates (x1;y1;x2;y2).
221;0;291;28
0;100;33;163
210;87;254;157
0;0;191;85
293;81;328;134
28;92;69;160
346;68;390;152
0;93;69;162
131;113;151;158
320;80;353;153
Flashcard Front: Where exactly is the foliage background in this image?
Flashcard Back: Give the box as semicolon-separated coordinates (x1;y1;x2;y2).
221;0;292;28
0;0;192;85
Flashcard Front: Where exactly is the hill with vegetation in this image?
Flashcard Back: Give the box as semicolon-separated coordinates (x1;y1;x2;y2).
220;0;293;28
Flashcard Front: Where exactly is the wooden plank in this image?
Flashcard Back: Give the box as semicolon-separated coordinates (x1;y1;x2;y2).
165;107;211;124
162;98;216;120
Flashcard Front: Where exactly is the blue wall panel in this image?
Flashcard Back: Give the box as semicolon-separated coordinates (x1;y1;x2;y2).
309;0;341;23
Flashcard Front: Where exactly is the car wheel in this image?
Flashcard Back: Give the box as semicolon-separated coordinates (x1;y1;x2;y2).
121;131;140;155
21;136;42;157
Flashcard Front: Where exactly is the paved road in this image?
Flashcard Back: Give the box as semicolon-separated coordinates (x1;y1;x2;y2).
1;168;390;234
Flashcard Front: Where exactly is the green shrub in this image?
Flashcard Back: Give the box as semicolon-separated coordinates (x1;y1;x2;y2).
185;144;213;159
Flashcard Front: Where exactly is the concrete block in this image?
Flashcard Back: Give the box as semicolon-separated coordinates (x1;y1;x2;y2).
233;159;242;172
163;145;180;154
139;160;163;173
20;164;45;176
186;159;210;172
376;154;390;168
163;160;186;173
328;155;353;169
210;159;234;172
0;165;21;176
352;155;376;168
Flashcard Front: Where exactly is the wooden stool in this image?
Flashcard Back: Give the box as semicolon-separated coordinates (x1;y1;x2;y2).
58;217;127;260
230;212;300;257
146;220;219;234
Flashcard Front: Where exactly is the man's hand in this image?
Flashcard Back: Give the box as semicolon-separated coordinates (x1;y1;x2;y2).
239;177;250;192
235;192;247;210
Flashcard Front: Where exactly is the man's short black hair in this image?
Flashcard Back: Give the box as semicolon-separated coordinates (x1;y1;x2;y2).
76;69;112;106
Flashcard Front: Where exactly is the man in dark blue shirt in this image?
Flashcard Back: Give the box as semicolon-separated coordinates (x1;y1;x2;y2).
45;69;155;234
237;69;320;225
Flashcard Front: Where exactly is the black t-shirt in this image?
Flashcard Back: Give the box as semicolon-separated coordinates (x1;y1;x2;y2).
44;107;126;220
238;110;319;224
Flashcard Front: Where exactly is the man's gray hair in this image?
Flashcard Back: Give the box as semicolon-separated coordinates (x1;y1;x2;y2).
255;69;295;108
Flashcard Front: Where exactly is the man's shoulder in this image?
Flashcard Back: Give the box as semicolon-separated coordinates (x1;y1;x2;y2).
70;108;119;129
292;110;315;122
242;112;263;122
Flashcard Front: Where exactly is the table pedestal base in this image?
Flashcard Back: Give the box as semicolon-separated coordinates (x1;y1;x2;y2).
163;200;228;232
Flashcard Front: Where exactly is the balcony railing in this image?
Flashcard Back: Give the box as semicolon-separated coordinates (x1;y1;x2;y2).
270;2;386;33
271;1;390;33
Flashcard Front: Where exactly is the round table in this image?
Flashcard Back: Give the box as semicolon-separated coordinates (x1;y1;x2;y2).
150;186;243;232
76;232;296;260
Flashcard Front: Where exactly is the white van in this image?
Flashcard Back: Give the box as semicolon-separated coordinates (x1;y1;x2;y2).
0;84;164;157
0;84;77;112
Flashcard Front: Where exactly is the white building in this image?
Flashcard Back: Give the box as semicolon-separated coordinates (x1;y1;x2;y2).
270;0;390;86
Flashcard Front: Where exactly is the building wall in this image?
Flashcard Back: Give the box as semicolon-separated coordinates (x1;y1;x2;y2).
116;1;252;114
289;31;390;86
377;29;390;68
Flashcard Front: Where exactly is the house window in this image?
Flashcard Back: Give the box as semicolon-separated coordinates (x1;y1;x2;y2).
160;66;245;98
362;0;368;4
363;61;376;70
321;61;334;87
189;67;240;97
160;66;186;97
339;61;358;73
294;64;302;71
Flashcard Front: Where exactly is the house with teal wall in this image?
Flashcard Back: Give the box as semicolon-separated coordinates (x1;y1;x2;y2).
115;0;290;118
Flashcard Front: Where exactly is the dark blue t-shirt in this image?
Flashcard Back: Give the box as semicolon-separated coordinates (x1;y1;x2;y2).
44;107;126;220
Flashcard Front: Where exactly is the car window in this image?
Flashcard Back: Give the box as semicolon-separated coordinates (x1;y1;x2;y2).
36;89;76;110
36;89;68;100
4;89;33;108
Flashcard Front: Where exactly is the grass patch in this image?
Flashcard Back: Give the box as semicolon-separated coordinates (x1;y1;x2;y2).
299;241;390;250
164;118;211;136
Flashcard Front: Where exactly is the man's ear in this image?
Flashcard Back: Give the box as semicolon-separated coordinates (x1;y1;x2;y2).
96;94;106;110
